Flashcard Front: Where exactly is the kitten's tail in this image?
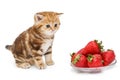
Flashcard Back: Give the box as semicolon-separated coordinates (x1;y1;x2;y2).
5;45;13;51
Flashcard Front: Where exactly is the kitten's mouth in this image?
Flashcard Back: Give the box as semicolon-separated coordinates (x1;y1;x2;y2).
50;31;55;34
44;30;56;35
51;31;55;33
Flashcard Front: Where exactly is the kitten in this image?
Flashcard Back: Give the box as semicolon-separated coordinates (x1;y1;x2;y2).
5;11;62;69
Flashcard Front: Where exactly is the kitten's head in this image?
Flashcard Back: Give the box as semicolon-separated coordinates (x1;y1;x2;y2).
34;11;63;36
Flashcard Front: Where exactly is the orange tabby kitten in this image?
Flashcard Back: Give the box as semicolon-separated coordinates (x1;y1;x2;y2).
6;11;62;69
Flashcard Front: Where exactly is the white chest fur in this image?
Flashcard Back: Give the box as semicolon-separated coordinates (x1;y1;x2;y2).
41;39;53;54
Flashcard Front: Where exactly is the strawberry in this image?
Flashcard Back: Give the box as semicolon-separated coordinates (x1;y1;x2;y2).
77;48;84;55
71;53;87;67
87;54;103;67
71;48;85;62
102;49;115;66
82;40;104;56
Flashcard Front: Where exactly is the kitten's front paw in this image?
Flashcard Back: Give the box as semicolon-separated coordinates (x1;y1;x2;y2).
16;63;31;69
46;60;54;66
36;63;47;69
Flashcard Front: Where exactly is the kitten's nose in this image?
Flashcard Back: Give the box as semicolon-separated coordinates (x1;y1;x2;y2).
50;27;54;31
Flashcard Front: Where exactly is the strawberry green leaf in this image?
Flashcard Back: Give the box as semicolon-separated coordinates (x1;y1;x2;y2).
87;54;93;62
72;54;80;64
95;39;105;52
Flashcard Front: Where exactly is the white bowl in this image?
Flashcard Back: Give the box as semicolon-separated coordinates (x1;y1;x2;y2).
71;59;117;73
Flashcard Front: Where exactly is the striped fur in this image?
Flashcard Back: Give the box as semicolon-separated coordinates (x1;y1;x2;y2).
6;11;62;69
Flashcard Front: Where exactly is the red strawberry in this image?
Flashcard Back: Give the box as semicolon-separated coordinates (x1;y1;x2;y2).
77;48;84;55
102;49;115;66
71;53;87;67
71;48;85;62
82;40;104;56
87;54;103;67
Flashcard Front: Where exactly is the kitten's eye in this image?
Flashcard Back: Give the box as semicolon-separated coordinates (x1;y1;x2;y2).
54;24;57;27
46;24;50;28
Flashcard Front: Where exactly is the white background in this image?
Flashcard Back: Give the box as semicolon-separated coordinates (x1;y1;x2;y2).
0;0;120;80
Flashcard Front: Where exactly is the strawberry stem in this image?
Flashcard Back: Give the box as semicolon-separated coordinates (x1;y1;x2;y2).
70;52;75;57
107;49;112;51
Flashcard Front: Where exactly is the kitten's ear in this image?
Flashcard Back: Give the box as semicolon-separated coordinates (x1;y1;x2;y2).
34;13;44;23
